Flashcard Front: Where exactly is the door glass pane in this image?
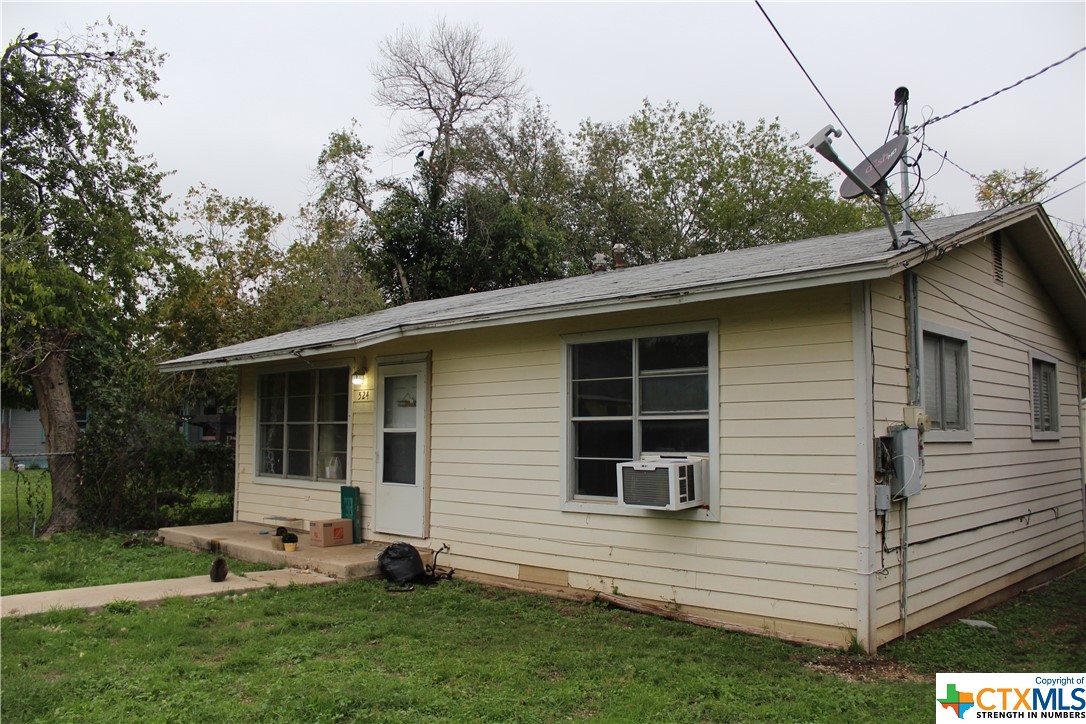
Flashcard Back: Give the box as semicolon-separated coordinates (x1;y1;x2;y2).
384;376;418;429
383;431;417;484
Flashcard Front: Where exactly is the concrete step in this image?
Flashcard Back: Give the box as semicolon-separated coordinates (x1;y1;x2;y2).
158;521;385;581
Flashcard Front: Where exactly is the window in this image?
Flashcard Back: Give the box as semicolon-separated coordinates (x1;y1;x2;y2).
258;367;349;481
568;329;711;500
922;327;972;440
1029;352;1059;440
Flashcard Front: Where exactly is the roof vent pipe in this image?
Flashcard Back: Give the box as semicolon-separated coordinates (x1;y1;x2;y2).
591;252;609;273
612;243;626;270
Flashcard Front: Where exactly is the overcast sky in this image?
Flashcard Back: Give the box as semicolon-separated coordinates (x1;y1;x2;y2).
4;2;1085;243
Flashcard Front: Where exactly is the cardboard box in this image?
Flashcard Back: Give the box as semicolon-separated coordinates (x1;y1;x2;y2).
309;518;352;547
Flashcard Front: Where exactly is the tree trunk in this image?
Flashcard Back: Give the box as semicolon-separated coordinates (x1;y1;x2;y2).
30;331;82;536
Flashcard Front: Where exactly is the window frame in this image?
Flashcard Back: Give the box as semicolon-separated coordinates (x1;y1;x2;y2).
560;321;719;520
920;322;974;443
254;364;351;487
1028;350;1060;441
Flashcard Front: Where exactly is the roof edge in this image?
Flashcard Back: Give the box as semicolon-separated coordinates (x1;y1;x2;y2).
158;257;897;372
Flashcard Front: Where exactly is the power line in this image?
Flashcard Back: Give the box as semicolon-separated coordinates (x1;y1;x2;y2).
916;141;986;187
916;140;1085;214
1011;157;1085;205
914;158;1086;249
1048;214;1085;230
1040;180;1086;206
754;1;868;158
754;0;926;246
914;47;1086;131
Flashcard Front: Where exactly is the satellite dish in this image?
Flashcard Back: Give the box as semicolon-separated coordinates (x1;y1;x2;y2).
839;135;908;199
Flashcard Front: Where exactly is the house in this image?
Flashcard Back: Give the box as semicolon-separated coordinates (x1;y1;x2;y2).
1;407;47;470
178;397;236;447
160;203;1086;651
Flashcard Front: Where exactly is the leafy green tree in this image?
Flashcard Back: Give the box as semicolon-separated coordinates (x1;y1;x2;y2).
626;101;888;260
566;120;652;272
314;20;542;304
1;23;171;534
460;100;573;210
258;215;385;331
148;185;287;408
975;166;1049;209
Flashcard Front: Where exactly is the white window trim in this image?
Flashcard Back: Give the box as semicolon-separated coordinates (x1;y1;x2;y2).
253;360;354;488
559;320;720;521
920;321;974;443
1028;350;1060;441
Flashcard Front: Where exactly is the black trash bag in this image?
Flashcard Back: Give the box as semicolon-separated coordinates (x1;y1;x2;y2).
378;542;427;585
377;542;455;590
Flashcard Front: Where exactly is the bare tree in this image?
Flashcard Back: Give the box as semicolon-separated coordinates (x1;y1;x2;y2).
372;19;525;205
1062;222;1085;272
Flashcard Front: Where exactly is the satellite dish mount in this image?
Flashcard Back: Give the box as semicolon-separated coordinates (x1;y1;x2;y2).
807;125;908;249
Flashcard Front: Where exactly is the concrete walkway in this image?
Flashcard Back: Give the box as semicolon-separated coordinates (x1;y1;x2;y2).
1;568;337;618
1;521;393;619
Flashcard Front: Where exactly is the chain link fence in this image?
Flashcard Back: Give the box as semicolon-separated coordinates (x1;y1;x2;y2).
1;453;73;536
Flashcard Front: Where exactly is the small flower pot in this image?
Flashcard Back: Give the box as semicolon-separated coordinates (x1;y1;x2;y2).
271;536;284;551
284;542;297;552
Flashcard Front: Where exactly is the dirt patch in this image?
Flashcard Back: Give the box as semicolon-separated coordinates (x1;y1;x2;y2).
804;654;927;683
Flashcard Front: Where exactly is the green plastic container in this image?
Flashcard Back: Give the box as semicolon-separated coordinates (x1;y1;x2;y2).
340;486;363;544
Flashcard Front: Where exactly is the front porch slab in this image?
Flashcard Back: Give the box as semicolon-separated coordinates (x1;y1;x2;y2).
159;521;388;581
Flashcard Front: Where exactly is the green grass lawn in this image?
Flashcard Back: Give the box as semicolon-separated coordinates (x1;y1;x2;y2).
1;467;263;595
1;471;1082;721
0;531;272;596
2;559;1083;722
0;469;52;537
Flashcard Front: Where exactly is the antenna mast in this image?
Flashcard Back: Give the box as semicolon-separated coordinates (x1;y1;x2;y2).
806;90;915;250
894;87;914;239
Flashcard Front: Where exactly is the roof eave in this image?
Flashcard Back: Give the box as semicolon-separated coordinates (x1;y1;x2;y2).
158;257;898;372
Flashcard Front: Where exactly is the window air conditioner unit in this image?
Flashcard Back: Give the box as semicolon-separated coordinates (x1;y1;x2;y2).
616;457;707;511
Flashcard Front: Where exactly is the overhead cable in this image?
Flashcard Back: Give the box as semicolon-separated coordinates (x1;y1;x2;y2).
754;1;868;158
1040;180;1086;205
914;47;1086;131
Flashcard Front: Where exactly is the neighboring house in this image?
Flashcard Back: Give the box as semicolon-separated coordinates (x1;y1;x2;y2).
1;407;47;469
179;398;236;447
160;204;1086;651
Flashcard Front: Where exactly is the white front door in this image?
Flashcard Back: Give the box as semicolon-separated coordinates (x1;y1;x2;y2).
374;361;428;537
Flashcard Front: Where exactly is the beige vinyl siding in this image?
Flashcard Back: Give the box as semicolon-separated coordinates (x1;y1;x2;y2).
415;288;861;646
229;288;862;644
872;236;1084;645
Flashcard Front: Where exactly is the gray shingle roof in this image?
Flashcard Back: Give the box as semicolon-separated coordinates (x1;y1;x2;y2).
158;205;1040;371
